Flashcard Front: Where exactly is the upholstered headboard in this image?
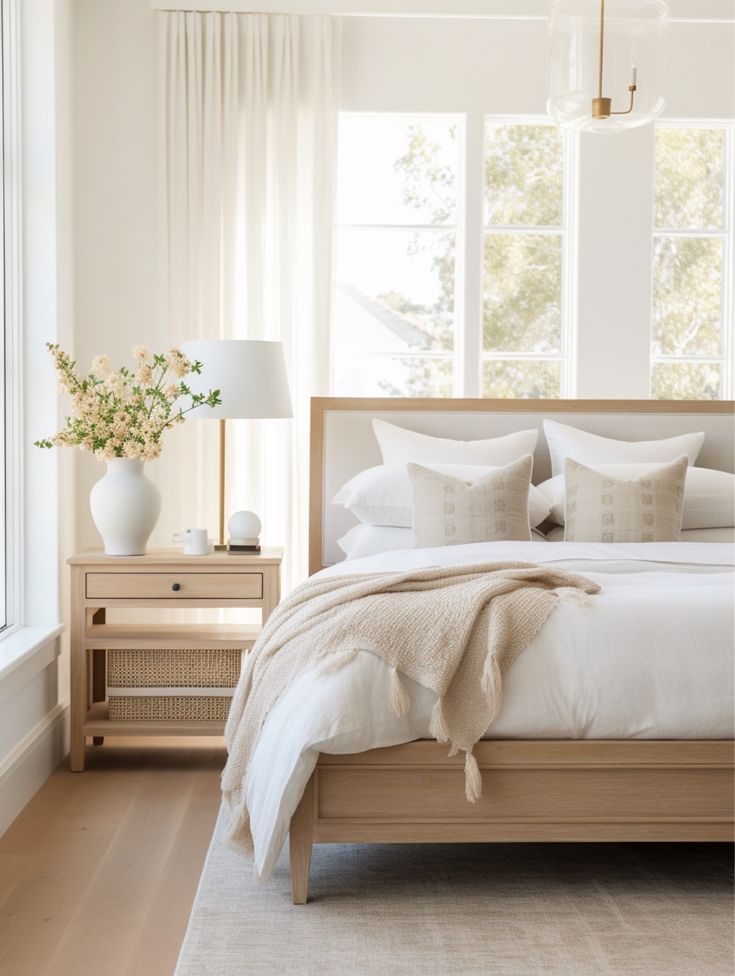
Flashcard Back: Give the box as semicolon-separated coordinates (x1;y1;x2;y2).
309;397;735;574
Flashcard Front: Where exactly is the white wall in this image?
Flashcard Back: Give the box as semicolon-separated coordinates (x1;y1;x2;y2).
68;2;735;545
72;0;163;549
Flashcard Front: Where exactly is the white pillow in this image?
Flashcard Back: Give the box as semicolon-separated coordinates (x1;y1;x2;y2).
337;524;416;560
544;525;735;544
538;465;735;530
373;419;538;467
337;522;551;560
543;419;705;478
333;463;552;529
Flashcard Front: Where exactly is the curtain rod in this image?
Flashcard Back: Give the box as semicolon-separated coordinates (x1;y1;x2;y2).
150;0;735;21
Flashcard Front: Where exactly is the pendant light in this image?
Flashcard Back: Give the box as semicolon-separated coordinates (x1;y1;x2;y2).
547;0;669;133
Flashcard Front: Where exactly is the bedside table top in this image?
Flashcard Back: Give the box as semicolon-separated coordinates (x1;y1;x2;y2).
68;547;284;567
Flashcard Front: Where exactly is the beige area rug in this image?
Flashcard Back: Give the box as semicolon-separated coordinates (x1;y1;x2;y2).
175;805;733;976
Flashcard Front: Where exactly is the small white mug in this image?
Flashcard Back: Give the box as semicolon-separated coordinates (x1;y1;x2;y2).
172;528;210;555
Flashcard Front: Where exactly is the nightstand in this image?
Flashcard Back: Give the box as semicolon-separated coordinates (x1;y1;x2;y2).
67;548;282;771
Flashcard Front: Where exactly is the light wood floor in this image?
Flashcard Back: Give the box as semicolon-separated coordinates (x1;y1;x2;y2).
0;737;226;976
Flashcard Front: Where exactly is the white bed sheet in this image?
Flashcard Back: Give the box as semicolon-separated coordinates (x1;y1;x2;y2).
240;542;735;880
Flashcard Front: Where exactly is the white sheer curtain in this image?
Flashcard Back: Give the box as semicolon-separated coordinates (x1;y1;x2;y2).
159;12;340;590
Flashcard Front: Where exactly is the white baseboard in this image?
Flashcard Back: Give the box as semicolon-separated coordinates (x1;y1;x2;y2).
0;701;69;837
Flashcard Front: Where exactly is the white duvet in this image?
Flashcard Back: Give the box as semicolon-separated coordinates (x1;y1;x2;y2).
239;542;735;881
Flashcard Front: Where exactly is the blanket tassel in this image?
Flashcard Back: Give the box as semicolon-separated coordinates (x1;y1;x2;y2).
317;647;359;675
429;699;450;743
558;587;593;607
389;666;410;717
464;751;482;803
481;654;503;726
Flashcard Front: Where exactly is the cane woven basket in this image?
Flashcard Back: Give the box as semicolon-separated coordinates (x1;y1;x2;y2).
107;648;242;687
107;695;232;722
106;647;242;722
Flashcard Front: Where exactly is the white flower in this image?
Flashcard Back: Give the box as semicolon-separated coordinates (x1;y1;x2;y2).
123;440;143;459
136;365;154;386
103;372;126;396
132;345;150;360
167;348;191;378
90;354;112;378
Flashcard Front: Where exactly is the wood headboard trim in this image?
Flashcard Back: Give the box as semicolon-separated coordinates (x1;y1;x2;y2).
309;397;735;575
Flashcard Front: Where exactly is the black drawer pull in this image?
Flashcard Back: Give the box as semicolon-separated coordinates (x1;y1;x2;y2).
171;582;181;592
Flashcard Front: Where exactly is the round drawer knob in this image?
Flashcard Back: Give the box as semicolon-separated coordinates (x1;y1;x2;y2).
171;582;181;592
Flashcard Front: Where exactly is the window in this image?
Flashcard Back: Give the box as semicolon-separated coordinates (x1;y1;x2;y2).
482;123;568;398
333;114;459;397
333;115;571;398
651;124;734;399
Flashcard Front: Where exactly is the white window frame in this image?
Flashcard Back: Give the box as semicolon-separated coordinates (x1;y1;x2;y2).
1;0;23;639
332;113;576;398
650;119;734;400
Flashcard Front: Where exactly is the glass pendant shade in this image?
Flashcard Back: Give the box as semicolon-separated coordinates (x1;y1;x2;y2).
548;0;669;133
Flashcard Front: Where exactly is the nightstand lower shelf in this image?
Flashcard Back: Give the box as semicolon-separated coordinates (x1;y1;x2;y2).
83;701;226;737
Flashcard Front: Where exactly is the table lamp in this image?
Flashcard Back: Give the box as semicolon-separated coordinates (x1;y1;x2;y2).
181;339;293;549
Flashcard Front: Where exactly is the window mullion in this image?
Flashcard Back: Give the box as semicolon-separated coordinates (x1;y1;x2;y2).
456;111;484;397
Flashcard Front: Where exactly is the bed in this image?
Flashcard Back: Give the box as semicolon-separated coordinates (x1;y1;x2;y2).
238;398;735;903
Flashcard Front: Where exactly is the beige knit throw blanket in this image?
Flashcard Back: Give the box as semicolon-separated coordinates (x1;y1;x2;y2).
222;562;600;849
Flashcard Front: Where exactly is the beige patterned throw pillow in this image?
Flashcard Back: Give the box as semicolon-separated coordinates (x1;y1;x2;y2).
563;455;687;543
407;456;533;548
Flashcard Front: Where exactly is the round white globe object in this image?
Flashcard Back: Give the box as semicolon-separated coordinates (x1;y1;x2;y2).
228;510;262;542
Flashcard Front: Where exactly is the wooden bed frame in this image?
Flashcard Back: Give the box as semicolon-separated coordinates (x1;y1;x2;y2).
289;398;735;904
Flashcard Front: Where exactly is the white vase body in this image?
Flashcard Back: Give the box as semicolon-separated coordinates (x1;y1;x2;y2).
89;458;162;556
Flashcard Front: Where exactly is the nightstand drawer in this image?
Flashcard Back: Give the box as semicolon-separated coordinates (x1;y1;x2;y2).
85;572;263;601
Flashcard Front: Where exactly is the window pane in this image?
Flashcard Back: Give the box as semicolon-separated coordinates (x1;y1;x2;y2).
337;115;459;226
482;360;561;399
484;124;563;227
652;236;723;357
655;128;726;230
333;353;453;398
651;362;722;400
334;229;455;353
484;235;562;353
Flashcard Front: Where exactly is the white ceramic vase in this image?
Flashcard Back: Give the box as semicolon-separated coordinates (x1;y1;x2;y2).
89;458;161;556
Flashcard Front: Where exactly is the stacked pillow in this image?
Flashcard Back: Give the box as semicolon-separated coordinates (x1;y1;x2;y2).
539;420;734;543
332;417;734;554
334;420;549;557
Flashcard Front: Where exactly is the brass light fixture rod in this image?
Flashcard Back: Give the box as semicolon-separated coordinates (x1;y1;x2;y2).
591;0;638;119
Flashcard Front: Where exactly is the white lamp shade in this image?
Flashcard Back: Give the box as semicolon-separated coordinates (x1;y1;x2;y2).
181;340;293;420
547;0;668;133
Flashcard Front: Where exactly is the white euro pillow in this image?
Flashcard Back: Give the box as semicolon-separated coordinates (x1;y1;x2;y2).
543;419;704;478
333;463;552;529
373;418;538;467
538;464;735;530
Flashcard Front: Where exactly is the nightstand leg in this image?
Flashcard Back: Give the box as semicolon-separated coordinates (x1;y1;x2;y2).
70;568;87;772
